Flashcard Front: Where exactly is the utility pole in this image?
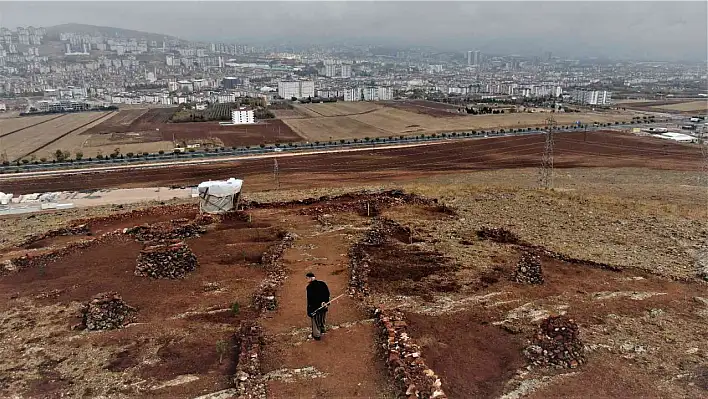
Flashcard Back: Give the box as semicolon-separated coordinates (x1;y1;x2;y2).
273;157;280;189
539;116;556;190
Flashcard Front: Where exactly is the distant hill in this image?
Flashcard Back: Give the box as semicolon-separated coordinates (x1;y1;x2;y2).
44;23;183;43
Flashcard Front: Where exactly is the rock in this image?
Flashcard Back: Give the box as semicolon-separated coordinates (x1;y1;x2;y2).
511;252;544;285
135;241;198;279
524;315;585;369
79;292;136;331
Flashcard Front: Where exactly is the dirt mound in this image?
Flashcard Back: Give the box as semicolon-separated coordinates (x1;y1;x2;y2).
511;252;544;284
78;292;137;330
135;241;198;279
124;219;206;243
524;315;585;369
476;227;522;244
20;224;90;248
243;190;440;217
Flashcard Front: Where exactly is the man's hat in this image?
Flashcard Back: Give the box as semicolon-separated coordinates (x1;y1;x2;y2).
305;272;315;278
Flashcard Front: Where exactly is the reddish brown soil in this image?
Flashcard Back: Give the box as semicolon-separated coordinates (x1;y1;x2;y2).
2;131;701;195
256;212;395;397
159;119;301;147
398;247;707;398
404;310;526;398
0;209;285;398
83;107;302;147
380;100;464;117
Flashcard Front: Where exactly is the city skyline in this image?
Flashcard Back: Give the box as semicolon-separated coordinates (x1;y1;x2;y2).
1;1;706;62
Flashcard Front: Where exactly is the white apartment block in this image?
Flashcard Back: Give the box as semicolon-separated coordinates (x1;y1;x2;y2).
344;86;394;102
324;64;337;77
232;107;255;124
340;64;352;78
278;80;315;99
571;90;611;105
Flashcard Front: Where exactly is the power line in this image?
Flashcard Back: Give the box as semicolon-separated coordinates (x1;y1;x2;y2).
539;116;556;189
273;157;280;189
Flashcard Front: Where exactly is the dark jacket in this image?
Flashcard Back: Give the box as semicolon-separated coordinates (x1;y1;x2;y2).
307;280;330;316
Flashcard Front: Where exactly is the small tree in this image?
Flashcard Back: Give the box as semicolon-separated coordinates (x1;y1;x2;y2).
54;149;66;162
21;159;29;164
158;150;165;155
231;302;240;315
259;143;265;148
39;157;47;163
126;152;134;158
75;151;83;161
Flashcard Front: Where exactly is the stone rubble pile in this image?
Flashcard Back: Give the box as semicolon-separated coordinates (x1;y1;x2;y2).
476;227;522;244
135;241;198;279
511;252;544;285
233;322;266;399
124;219;206;243
524;315;586;369
252;233;295;312
78;292;137;330
375;308;446;399
20;223;91;247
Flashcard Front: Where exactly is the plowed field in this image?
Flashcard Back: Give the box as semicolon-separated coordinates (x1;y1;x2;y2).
1;131;702;195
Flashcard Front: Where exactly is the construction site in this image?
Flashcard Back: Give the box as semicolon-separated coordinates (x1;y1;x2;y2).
0;118;707;399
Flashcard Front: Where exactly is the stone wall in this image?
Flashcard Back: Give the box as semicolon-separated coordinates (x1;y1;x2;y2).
374;308;446;399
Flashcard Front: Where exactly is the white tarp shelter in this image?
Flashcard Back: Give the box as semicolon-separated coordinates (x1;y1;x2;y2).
197;178;243;214
0;192;12;206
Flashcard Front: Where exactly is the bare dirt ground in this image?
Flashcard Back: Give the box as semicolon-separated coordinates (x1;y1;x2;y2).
283;102;640;141
0;120;706;398
0;172;706;398
616;99;708;115
1;112;112;161
0;114;63;138
379;100;465;117
1;131;702;195
81;108;303;150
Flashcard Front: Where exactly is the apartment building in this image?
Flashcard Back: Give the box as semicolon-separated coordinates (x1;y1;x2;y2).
278;80;315;99
231;107;255;124
571;90;612;105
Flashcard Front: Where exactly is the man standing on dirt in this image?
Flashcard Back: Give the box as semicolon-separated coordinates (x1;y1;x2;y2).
306;272;330;341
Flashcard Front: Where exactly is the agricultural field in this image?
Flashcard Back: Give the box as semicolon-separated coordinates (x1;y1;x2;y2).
616;99;708;114
295;102;380;117
3;107;304;160
284;102;640;141
379;100;465;117
0;155;706;398
0;112;112;162
649;100;708;113
0;114;64;138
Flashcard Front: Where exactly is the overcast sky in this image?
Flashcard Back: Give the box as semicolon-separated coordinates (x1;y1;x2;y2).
1;1;706;61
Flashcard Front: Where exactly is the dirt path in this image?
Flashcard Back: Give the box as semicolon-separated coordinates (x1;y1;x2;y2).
258;214;393;398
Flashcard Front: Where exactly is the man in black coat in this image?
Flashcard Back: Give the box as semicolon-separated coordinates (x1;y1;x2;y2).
306;272;330;340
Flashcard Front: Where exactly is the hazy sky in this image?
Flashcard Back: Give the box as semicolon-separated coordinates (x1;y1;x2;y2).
1;1;707;61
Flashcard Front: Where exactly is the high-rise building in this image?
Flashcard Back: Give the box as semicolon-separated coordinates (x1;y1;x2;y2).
571;90;611;105
278;80;315;99
340;64;352;78
324;64;337;77
467;50;481;66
